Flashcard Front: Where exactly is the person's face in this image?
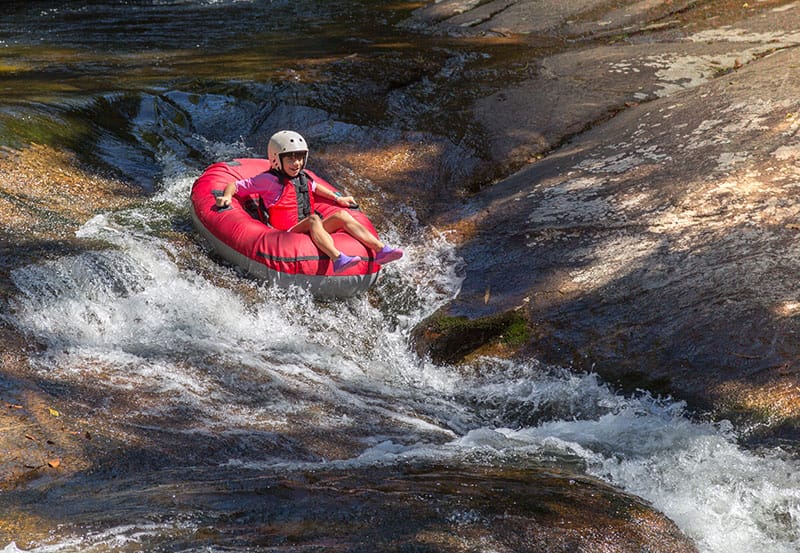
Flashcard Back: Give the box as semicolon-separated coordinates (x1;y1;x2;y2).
281;151;305;177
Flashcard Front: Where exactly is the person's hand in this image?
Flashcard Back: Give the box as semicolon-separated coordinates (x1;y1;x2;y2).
335;195;355;206
215;195;232;208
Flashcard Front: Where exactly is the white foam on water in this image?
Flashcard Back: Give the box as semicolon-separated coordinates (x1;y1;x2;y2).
312;359;800;553
2;521;197;553
4;157;465;429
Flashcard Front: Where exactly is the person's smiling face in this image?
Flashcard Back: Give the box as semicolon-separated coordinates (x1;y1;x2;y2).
281;151;306;177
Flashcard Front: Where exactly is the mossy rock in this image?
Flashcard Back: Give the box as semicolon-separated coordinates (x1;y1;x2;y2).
413;307;530;365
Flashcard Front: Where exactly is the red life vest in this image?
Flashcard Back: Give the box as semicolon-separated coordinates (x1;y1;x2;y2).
266;170;316;231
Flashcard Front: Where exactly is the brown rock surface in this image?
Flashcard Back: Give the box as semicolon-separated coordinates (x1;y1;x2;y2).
413;0;800;442
1;144;138;488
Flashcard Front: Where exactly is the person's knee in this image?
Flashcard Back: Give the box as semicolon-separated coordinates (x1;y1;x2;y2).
308;213;324;226
331;210;356;224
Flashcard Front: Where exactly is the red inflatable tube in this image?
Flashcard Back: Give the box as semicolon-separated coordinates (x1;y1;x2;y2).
190;158;381;297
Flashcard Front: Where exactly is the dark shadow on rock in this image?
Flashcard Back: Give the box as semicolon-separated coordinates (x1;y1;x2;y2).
422;44;800;444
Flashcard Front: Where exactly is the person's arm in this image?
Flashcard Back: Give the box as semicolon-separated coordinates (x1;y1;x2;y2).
215;181;237;207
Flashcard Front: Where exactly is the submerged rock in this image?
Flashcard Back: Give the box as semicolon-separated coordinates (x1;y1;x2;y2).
0;464;699;552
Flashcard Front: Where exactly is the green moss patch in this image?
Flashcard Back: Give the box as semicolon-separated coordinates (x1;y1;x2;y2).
414;309;530;365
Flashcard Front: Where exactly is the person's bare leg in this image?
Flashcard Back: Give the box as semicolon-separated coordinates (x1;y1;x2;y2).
323;211;403;264
291;214;362;272
322;211;383;250
290;215;340;259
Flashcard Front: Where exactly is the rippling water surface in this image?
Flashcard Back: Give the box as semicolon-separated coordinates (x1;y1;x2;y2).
2;2;800;552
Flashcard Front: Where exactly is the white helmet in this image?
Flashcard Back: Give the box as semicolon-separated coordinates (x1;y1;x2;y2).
267;130;308;172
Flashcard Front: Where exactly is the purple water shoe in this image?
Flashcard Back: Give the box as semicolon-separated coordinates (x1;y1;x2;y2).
374;245;403;265
333;253;362;273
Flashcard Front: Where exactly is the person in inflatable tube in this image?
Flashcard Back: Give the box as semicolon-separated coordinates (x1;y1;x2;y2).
215;130;403;273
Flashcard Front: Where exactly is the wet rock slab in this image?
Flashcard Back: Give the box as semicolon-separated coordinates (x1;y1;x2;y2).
0;144;141;490
0;464;698;552
402;0;697;37
413;1;800;440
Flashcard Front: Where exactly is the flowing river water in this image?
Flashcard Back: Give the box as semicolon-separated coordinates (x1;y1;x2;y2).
1;2;800;552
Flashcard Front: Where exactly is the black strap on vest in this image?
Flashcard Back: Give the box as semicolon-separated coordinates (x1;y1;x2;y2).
292;172;312;221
